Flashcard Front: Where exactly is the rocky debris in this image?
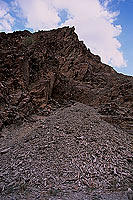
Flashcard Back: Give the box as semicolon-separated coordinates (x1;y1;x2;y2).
127;188;133;200
0;26;133;132
46;191;129;200
0;103;132;199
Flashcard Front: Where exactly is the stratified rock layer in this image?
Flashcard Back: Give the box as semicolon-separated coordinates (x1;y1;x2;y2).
0;26;133;131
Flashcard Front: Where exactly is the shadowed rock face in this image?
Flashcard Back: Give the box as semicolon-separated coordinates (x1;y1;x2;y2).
0;26;133;131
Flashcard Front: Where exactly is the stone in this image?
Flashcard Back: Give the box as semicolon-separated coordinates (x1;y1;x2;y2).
0;26;132;132
127;188;133;200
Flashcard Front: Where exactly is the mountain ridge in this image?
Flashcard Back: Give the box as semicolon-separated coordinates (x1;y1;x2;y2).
0;26;133;131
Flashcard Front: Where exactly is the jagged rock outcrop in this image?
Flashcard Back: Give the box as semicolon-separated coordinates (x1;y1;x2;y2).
0;26;133;131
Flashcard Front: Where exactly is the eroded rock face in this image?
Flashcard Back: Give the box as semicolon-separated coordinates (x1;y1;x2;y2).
0;30;59;128
0;26;133;131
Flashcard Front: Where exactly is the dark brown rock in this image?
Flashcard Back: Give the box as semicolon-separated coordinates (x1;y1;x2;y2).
0;26;133;131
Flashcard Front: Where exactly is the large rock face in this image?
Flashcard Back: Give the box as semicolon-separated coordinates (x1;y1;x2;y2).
0;26;133;131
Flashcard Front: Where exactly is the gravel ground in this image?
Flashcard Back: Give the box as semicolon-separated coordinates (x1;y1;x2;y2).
50;191;128;200
0;102;132;199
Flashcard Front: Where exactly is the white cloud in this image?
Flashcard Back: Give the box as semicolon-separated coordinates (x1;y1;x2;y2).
0;0;14;32
15;0;60;30
103;0;112;7
3;0;127;68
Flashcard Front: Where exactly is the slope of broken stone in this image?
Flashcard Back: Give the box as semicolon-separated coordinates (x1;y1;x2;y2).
0;103;132;199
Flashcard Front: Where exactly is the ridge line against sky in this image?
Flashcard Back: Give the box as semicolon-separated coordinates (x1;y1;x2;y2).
0;0;133;76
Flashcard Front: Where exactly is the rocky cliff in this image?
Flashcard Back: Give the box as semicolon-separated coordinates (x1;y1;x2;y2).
0;26;133;131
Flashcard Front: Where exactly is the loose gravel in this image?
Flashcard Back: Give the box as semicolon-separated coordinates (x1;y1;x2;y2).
0;102;132;199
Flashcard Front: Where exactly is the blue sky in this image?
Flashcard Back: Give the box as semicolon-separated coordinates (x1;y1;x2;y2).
0;0;133;76
112;0;133;76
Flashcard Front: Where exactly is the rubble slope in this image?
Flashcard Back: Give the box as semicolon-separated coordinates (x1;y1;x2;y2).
0;103;132;199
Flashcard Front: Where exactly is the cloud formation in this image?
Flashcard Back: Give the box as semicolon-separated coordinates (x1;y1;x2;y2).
14;0;60;30
1;0;127;68
0;0;14;32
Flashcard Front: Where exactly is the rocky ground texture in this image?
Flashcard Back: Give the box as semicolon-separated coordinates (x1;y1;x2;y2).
0;103;133;199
